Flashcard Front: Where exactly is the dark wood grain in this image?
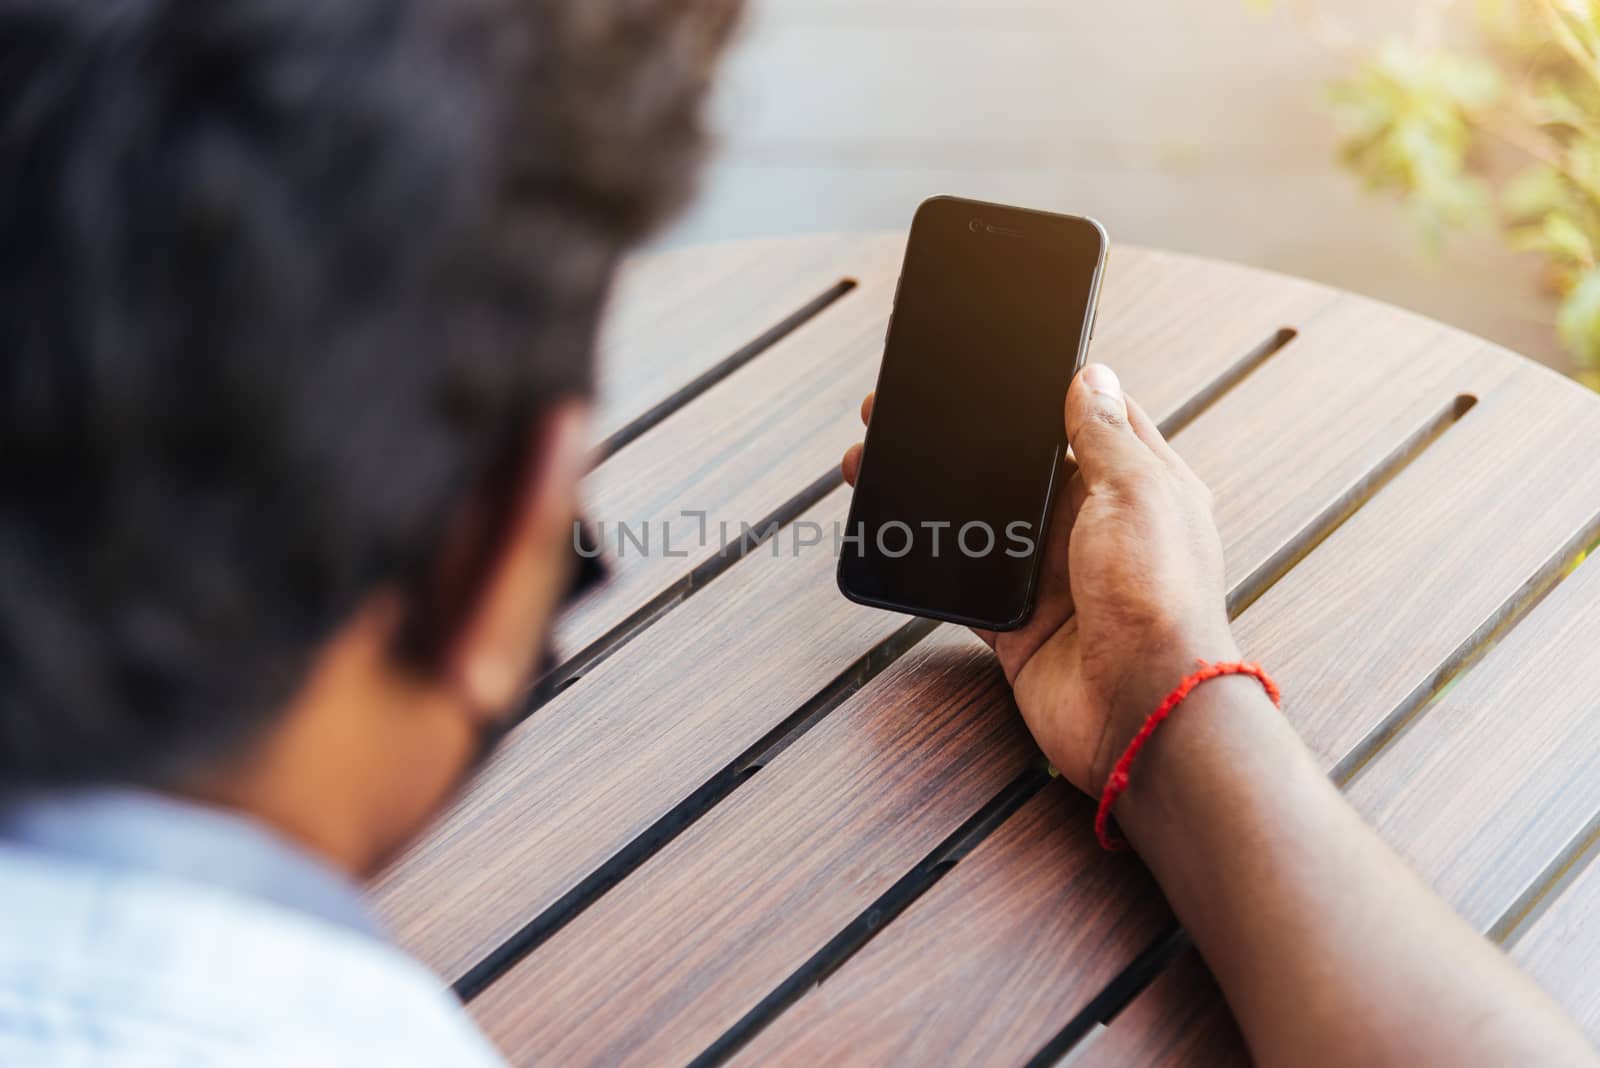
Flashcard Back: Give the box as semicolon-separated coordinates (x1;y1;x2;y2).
1340;551;1600;933
1086;556;1600;1067
1069;390;1600;1067
367;484;903;986
556;233;906;661
372;246;1338;986
1513;847;1600;1043
554;242;1336;670
1088;562;1600;1068
468;626;1040;1065
594;234;870;444
733;781;1169;1068
457;293;1520;1066
1240;363;1600;777
738;362;1600;1067
1078;948;1248;1068
363;233;1600;1067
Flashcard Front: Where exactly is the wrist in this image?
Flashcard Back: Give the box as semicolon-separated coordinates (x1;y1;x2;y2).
1110;672;1291;850
1087;623;1241;795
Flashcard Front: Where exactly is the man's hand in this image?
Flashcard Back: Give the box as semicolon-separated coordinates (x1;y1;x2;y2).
841;364;1234;794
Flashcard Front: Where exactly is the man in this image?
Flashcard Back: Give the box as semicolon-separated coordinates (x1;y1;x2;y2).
0;0;1592;1065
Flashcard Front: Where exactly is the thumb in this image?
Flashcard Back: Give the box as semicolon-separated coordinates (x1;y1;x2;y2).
1065;364;1146;490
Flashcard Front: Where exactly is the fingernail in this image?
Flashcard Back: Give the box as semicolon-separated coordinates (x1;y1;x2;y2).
1081;364;1122;399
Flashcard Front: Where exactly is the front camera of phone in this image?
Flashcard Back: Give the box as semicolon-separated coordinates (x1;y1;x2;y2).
968;218;983;233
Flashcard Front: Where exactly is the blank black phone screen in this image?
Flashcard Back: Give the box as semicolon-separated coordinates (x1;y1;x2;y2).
838;197;1104;629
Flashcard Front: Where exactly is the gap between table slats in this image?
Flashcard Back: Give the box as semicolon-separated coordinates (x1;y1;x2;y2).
593;234;874;446
461;304;1513;1065
1080;529;1600;1067
596;279;858;463
1498;806;1600;947
1510;832;1600;1043
538;233;909;704
537;245;1332;722
481;316;1313;998
1030;369;1600;1068
706;390;1483;1068
716;337;1546;1068
695;367;1487;1066
452;610;940;1001
658;326;1322;988
369;251;1337;992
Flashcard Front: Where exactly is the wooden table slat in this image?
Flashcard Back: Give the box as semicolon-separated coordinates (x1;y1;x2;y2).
559;233;906;667
1076;948;1247;1068
1248;364;1600;776
470;626;1039;1065
372;245;1341;987
368;484;906;985
735;362;1600;1067
1087;548;1600;1065
739;779;1168;1068
1513;845;1600;1045
1341;550;1600;934
594;234;871;445
367;234;1600;1067
458;295;1522;1066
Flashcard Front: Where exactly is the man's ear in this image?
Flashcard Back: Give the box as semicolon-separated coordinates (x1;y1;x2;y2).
439;401;591;721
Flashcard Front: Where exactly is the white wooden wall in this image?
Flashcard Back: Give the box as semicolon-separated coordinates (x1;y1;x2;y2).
665;0;1563;370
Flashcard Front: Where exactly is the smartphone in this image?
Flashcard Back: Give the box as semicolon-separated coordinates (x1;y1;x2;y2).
837;196;1108;630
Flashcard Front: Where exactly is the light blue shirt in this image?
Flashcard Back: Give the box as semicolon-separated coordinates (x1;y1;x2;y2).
0;791;379;938
0;790;507;1067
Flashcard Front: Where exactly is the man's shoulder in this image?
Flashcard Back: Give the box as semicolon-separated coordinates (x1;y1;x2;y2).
0;845;506;1067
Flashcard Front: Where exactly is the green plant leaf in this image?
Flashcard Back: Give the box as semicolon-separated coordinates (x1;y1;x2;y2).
1282;0;1600;382
1504;164;1572;221
1510;211;1597;266
1327;40;1503;241
1558;266;1600;370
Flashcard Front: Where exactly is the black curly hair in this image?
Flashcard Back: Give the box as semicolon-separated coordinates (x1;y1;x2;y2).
0;0;741;793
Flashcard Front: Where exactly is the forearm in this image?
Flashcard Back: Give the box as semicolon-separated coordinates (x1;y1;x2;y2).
1115;679;1595;1067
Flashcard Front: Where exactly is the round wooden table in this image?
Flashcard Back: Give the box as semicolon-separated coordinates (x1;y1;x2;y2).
369;235;1600;1066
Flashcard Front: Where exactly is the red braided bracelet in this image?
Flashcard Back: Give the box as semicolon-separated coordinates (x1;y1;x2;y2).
1095;660;1282;851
